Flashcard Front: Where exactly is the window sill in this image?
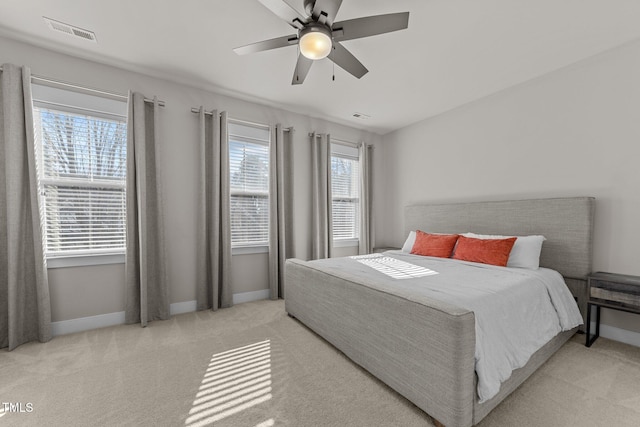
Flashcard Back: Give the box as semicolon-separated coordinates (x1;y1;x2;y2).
47;253;125;269
333;238;359;248
232;245;269;256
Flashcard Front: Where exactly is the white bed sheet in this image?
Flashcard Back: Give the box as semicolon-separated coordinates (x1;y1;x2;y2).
311;251;583;402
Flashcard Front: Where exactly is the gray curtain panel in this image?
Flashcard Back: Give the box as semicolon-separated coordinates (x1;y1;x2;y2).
195;108;232;310
310;133;333;260
0;63;51;351
125;92;169;326
269;125;293;299
359;143;373;255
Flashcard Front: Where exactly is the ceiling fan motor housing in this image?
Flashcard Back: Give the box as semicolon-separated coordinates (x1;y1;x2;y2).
299;23;333;59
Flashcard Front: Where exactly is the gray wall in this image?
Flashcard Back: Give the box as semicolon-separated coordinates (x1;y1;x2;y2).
379;40;640;338
0;36;383;322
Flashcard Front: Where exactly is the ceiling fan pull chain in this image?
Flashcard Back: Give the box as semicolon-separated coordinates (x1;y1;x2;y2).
332;45;336;81
296;45;300;82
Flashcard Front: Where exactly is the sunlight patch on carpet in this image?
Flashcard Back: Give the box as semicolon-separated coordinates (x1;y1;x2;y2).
185;340;273;426
350;254;439;279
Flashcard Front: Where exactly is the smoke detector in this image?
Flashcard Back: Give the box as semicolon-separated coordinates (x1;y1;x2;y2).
43;17;97;43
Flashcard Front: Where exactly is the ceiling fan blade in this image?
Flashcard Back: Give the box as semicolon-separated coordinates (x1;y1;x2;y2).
234;34;298;55
258;0;307;29
292;53;314;85
328;42;368;79
311;0;343;26
332;12;409;42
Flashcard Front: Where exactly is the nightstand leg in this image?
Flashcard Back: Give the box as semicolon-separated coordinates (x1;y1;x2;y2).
586;303;591;346
586;303;601;347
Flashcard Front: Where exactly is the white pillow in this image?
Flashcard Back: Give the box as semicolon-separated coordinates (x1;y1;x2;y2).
401;231;417;253
401;230;458;254
462;233;546;269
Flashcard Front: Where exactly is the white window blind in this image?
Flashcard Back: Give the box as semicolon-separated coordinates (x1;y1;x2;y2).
229;121;270;247
331;143;360;241
32;84;128;258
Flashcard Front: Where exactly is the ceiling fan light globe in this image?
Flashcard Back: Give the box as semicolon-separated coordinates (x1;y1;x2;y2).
299;30;332;60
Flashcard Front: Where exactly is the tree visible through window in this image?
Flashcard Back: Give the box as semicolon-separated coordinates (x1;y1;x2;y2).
33;106;127;257
229;121;270;247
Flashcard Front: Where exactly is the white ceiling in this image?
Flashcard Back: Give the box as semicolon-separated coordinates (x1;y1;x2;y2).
1;0;640;134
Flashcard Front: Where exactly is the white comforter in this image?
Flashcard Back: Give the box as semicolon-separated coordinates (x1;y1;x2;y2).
312;251;583;402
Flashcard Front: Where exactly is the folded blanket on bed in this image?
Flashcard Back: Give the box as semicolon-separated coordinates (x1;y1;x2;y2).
311;251;583;402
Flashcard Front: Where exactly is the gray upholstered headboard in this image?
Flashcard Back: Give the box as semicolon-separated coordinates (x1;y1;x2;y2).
404;197;595;324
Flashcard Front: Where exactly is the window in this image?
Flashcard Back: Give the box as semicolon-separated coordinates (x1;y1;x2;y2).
331;143;360;244
32;84;128;259
228;121;270;249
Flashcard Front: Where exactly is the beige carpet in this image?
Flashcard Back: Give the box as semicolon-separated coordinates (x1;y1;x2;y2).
1;300;640;426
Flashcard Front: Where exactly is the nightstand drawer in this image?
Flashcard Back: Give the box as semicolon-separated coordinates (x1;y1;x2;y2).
590;287;640;310
589;274;640;312
590;278;640;294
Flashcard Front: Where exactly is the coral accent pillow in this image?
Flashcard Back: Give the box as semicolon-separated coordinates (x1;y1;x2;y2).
410;231;459;258
462;233;546;269
453;236;517;267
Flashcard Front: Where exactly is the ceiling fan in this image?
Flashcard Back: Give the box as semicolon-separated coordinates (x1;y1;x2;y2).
233;0;410;85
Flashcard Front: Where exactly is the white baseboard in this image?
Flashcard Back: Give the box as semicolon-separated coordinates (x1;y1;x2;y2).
233;289;271;304
51;290;271;336
170;300;198;315
51;311;125;336
591;321;640;348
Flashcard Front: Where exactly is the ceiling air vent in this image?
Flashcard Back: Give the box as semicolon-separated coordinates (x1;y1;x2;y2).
43;17;97;43
352;112;371;120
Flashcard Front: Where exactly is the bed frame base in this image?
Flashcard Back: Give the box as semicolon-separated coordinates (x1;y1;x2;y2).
286;258;578;427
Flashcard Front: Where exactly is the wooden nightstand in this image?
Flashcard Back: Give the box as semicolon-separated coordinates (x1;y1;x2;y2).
586;272;640;347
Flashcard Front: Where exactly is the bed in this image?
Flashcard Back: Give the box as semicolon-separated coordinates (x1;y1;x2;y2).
284;197;595;427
